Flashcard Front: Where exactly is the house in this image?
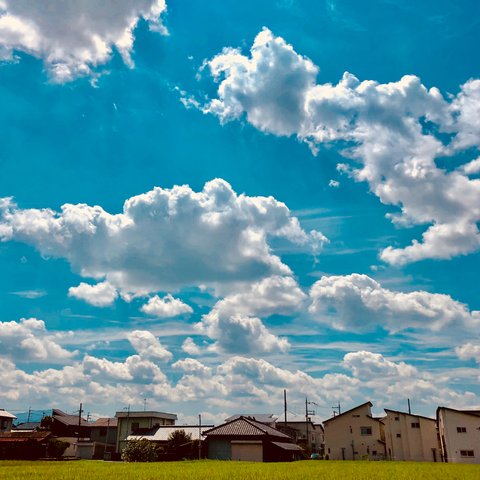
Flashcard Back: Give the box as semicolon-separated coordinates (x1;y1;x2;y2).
276;420;324;454
12;422;41;432
437;407;480;463
0;431;51;459
50;408;91;457
115;410;177;453
383;409;439;462
127;424;214;444
0;409;16;433
75;417;118;460
323;401;386;460
203;416;303;462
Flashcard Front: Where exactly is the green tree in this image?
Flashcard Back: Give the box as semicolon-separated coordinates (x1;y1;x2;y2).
47;438;70;458
167;429;192;452
121;439;159;462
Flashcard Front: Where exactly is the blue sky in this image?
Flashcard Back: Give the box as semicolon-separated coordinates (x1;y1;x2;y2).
1;0;480;423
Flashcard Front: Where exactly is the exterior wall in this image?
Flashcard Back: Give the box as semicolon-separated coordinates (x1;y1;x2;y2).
208;439;232;460
116;416;175;452
0;417;13;433
231;441;263;461
323;404;385;460
383;411;438;462
90;426;117;445
438;409;480;464
276;422;323;452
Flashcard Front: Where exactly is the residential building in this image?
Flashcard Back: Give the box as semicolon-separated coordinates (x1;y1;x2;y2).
0;409;16;433
383;409;439;462
323;401;386;460
115;410;177;453
0;431;52;459
276;420;324;454
50;408;91;457
203;416;303;462
437;407;480;464
128;424;214;444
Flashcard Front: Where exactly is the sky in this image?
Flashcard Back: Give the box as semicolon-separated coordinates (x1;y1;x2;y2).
1;0;480;424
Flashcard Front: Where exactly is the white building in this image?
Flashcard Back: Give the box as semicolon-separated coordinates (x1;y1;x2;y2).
437;407;480;464
0;409;16;433
323;402;385;460
383;409;439;462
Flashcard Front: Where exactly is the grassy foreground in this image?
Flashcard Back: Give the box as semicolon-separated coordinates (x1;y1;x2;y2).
0;459;478;480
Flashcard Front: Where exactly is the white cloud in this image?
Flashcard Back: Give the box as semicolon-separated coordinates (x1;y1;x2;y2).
0;179;323;297
342;351;417;378
0;318;74;362
127;330;172;362
196;28;480;265
140;294;193;318
328;179;340;188
68;281;118;307
455;343;480;363
195;276;305;354
181;337;201;355
309;273;480;333
0;0;167;82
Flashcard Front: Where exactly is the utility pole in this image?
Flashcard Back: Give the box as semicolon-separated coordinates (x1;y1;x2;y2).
198;414;202;460
77;403;83;443
332;403;341;417
284;389;287;427
143;398;147;412
27;407;31;423
305;397;315;453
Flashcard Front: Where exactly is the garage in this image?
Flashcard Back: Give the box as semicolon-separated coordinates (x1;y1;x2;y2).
231;440;263;462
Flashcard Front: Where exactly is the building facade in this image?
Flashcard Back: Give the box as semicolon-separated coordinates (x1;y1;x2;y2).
323;402;386;460
383;409;439;462
0;409;16;433
437;407;480;464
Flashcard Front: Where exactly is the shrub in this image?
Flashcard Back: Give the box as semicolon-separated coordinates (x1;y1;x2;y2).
121;439;159;462
47;438;70;458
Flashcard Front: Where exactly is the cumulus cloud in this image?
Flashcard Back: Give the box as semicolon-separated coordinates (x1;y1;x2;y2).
0;179;323;297
196;28;480;265
68;281;118;307
0;317;74;362
181;337;201;355
343;351;417;378
309;273;480;333
196;276;306;354
140;294;193;318
455;343;480;363
0;0;167;82
127;330;172;362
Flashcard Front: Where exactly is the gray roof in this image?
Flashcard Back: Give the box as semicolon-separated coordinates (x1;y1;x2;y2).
271;441;304;451
225;414;277;424
204;417;291;439
90;417;118;428
128;425;214;442
115;410;177;420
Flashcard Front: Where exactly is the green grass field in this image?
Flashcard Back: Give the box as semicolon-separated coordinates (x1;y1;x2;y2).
0;460;479;480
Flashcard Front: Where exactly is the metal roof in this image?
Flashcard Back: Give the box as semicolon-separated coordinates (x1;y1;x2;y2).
115;410;177;420
52;409;89;426
0;431;50;442
128;425;215;442
0;409;17;419
204;417;291;439
271;441;304;451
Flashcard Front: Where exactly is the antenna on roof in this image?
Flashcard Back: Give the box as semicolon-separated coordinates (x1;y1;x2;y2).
407;398;411;415
143;398;147;412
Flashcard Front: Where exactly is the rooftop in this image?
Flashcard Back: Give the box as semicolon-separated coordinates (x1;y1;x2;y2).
115;410;177;420
128;425;215;442
0;409;17;420
204;417;291;439
225;414;277;424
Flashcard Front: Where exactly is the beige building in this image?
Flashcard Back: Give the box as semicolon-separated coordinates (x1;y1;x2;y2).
323;402;386;460
383;409;439;462
275;420;324;454
437;407;480;464
115;410;177;453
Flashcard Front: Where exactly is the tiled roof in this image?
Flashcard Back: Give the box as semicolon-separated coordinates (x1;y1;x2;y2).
0;431;50;442
225;414;277;424
204;417;291;439
12;422;41;430
90;417;118;428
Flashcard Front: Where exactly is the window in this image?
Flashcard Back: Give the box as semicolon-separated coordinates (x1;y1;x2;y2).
131;422;140;432
396;433;401;438
360;426;372;436
460;450;474;457
394;417;399;421
352;414;360;418
411;422;420;429
457;427;467;433
372;450;377;456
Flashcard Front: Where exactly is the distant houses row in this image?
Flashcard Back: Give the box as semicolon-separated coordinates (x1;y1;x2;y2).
1;401;479;464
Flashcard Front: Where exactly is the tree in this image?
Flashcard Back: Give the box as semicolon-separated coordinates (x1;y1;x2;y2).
40;415;53;430
121;439;159;462
166;429;192;452
47;438;70;458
